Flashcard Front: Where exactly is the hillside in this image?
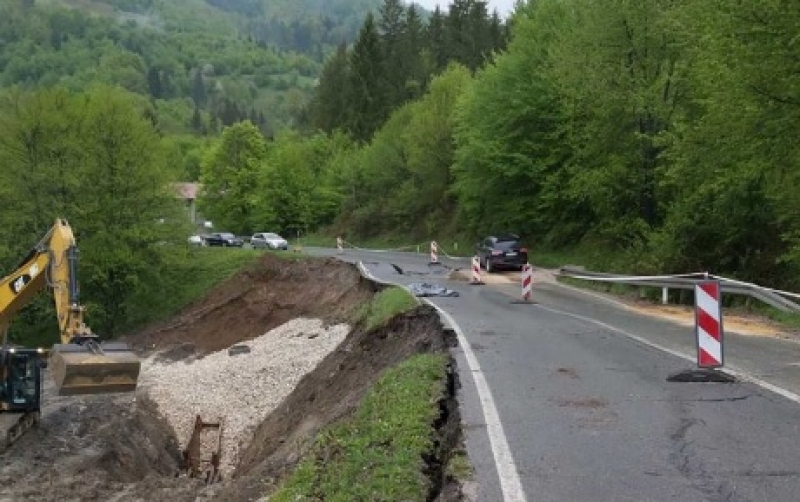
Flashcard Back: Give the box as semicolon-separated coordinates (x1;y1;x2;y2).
0;0;383;132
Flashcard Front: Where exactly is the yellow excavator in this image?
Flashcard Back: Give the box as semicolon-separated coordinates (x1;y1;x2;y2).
0;218;141;450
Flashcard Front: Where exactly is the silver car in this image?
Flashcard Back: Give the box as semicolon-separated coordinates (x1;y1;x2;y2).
251;232;289;250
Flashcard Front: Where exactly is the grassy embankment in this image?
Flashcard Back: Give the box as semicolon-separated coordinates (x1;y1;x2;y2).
271;353;448;501
270;286;460;500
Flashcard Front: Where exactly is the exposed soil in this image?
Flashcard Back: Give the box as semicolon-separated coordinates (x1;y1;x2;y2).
128;254;376;358
0;253;464;502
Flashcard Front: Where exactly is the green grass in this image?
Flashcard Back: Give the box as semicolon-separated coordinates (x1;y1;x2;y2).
764;310;800;329
360;287;419;331
270;249;316;260
447;449;474;480
270;353;449;502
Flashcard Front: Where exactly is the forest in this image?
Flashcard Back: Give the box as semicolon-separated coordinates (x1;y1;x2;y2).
212;0;799;293
1;0;799;344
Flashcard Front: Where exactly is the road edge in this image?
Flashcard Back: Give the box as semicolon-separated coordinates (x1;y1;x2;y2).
355;261;527;502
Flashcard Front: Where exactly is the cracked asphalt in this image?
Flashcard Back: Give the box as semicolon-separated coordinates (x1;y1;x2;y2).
308;247;800;502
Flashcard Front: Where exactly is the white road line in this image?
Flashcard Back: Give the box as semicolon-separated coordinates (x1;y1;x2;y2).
534;303;800;405
356;261;527;502
426;303;527;502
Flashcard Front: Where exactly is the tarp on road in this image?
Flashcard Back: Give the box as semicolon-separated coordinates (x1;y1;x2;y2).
408;282;460;297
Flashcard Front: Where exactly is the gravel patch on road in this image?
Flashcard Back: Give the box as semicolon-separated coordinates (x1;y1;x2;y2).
137;318;350;475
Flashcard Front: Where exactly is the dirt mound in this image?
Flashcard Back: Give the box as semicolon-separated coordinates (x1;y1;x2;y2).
127;253;375;358
1;253;462;502
0;389;195;502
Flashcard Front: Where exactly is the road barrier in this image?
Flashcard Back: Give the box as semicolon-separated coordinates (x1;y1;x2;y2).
430;241;439;265
695;280;724;368
521;264;533;302
470;256;484;285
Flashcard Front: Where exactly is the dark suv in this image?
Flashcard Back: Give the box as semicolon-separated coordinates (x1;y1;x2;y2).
476;234;528;272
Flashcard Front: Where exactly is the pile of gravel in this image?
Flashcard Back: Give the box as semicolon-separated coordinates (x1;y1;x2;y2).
137;318;350;475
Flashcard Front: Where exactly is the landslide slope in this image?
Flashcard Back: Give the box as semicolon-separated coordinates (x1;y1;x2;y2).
0;253;461;502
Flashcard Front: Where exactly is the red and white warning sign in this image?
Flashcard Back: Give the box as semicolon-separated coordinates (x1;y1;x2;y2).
695;280;723;368
521;264;532;302
470;256;484;285
430;241;439;264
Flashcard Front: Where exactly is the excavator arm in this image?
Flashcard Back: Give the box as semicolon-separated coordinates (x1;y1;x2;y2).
0;219;140;396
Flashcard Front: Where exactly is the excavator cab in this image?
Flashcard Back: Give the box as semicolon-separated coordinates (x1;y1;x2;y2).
50;342;140;396
0;347;43;412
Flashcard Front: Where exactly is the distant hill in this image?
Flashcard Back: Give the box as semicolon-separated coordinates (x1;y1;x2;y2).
0;0;384;132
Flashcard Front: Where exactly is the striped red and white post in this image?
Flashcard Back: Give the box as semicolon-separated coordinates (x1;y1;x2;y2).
470;256;484;285
336;236;343;254
695;280;724;368
521;264;533;302
430;241;439;265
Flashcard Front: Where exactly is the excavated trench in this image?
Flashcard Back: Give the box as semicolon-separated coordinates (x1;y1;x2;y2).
0;253;464;502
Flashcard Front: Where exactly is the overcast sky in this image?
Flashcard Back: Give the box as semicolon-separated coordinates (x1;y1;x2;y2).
412;0;518;18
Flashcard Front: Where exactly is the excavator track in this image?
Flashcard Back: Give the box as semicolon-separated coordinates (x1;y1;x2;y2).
0;411;39;453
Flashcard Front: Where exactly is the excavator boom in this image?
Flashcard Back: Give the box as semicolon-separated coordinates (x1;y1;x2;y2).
0;218;140;396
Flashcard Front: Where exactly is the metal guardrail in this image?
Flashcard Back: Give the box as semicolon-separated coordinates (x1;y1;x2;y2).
557;266;800;313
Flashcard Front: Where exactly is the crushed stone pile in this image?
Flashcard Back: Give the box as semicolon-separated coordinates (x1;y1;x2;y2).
137;318;350;475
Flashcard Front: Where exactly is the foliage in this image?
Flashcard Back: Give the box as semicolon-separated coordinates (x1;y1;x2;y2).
198;121;267;234
292;0;800;291
271;353;448;501
0;0;382;132
304;0;508;140
0;85;191;342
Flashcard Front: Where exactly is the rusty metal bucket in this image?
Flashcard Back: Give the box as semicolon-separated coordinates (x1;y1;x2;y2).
182;415;224;485
49;342;140;396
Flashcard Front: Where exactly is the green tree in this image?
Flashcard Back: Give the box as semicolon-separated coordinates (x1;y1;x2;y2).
70;86;187;334
198;120;267;234
347;13;387;141
453;0;578;246
0;86;188;338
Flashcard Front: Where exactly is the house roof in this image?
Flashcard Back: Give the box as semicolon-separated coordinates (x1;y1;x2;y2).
172;182;202;200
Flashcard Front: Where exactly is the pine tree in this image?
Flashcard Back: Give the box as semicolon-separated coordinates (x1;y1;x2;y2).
191;70;207;108
426;6;448;70
378;0;407;108
348;13;387;141
308;42;352;132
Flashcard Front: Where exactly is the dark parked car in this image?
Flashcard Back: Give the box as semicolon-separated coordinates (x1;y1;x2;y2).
476;234;528;272
203;232;244;247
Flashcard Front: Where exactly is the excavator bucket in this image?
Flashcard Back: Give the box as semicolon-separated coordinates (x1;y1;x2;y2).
49;342;141;396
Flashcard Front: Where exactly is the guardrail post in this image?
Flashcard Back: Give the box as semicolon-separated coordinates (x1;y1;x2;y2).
662;287;669;305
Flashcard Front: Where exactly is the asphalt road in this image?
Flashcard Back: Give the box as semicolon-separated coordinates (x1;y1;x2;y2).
307;247;800;502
